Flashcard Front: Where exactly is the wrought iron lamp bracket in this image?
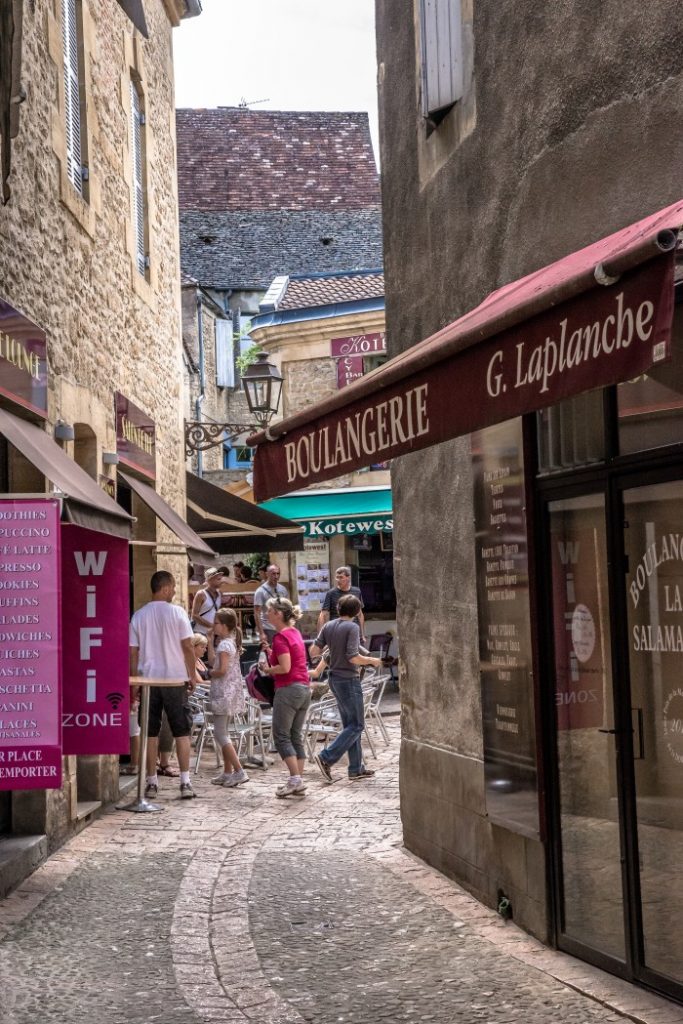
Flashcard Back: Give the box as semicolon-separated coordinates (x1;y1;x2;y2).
184;421;257;457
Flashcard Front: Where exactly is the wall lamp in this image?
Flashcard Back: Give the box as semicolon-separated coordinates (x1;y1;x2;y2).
54;421;75;441
102;452;120;465
184;350;283;456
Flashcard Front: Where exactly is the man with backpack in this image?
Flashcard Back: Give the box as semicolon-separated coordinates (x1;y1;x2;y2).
191;566;229;643
310;593;381;783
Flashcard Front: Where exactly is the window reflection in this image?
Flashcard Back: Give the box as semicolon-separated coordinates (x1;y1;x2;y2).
618;305;683;455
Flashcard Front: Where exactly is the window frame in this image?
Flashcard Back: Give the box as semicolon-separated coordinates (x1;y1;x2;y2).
418;0;465;125
130;74;148;278
61;0;88;198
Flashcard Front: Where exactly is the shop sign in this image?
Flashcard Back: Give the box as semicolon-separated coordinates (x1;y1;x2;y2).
255;257;675;500
472;420;539;839
115;392;156;480
0;499;61;791
0;298;48;417
330;333;386;358
337;355;364;390
61;526;130;755
301;515;393;538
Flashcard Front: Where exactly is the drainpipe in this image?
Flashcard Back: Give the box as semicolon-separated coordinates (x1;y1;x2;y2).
195;289;205;478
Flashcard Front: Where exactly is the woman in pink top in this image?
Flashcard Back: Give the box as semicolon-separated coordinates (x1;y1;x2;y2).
259;596;311;798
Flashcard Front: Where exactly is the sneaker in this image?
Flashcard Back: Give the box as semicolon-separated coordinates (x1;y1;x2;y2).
223;769;250;788
211;772;232;786
179;782;196;799
144;782;158;799
276;777;307;799
349;768;376;781
314;754;334;784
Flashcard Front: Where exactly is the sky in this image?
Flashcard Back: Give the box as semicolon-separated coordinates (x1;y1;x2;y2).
173;0;379;158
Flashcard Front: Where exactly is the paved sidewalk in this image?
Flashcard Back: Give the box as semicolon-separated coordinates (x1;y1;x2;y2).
0;720;682;1024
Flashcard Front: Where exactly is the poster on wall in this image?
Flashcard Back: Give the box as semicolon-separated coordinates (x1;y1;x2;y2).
472;419;540;839
0;499;62;790
61;525;130;755
294;540;330;612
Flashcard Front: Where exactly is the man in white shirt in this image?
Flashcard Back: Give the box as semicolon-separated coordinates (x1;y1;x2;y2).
129;571;197;799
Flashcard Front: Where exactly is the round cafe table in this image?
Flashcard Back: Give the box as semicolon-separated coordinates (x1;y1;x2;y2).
117;676;186;814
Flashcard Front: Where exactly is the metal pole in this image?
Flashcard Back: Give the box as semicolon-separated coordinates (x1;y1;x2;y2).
117;683;163;813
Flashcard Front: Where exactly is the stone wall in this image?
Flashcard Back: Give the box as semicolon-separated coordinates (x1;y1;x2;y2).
376;0;683;940
0;0;191;860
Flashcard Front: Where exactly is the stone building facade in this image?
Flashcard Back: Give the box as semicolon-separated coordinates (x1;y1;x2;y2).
0;0;199;890
371;0;683;1004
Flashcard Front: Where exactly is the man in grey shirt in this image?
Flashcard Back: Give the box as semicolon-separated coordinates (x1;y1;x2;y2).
254;563;288;647
310;593;381;783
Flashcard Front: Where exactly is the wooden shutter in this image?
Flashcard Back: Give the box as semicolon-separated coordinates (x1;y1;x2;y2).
215;318;235;388
420;0;464;118
130;80;146;274
61;0;83;194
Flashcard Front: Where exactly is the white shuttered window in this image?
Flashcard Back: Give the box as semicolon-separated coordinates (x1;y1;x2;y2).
130;80;147;275
61;0;83;194
419;0;464;119
216;319;235;388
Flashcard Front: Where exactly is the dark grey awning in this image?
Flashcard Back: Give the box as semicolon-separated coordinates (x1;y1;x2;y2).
115;0;149;37
186;472;304;554
0;408;133;539
119;471;215;564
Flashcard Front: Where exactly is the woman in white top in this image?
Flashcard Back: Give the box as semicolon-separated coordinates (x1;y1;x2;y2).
208;608;249;788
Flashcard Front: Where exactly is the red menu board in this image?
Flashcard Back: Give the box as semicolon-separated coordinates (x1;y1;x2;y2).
0;499;62;790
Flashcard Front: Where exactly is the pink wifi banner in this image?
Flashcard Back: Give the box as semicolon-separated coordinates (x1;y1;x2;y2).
61;525;130;755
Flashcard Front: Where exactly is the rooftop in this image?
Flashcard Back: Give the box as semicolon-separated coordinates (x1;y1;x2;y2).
277;270;385;311
179;209;383;292
176;108;380;212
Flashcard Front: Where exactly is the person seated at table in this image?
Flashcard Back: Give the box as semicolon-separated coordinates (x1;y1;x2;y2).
192;633;210;685
208;608;249;788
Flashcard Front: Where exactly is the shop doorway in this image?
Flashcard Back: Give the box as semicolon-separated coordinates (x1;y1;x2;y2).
543;473;683;1003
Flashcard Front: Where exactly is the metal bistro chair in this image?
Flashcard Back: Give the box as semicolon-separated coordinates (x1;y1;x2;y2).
190;693;221;774
231;698;271;770
363;673;391;745
303;694;341;761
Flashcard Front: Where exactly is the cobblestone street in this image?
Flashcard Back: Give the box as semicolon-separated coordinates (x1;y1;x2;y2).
0;720;682;1024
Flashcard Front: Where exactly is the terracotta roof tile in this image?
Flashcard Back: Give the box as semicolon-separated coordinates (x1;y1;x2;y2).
176;108;380;212
278;271;384;310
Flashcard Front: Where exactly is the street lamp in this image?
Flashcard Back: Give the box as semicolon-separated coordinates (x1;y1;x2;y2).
240;351;283;428
184;350;283;456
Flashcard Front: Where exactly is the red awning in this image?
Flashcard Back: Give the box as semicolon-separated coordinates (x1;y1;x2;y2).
251;200;683;501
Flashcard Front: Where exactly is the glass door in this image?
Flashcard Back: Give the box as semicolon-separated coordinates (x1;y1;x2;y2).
622;479;683;993
547;493;627;965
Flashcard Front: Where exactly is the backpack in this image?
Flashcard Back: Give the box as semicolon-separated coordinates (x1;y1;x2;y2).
244;663;275;706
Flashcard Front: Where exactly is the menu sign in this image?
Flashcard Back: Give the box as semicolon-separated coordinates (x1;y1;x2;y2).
294;540;330;612
0;499;61;790
61;526;130;755
0;298;48;417
472;419;539;838
115;392;156;480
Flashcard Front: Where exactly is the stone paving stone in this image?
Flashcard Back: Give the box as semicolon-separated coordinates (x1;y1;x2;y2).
0;850;201;1024
1;720;683;1024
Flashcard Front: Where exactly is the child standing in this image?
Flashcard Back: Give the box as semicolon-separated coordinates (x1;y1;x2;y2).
209;608;249;787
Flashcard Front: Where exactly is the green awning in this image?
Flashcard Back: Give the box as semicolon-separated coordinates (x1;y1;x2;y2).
260;488;392;539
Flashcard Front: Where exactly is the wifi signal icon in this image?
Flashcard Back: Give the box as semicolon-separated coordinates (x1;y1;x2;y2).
106;692;124;709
